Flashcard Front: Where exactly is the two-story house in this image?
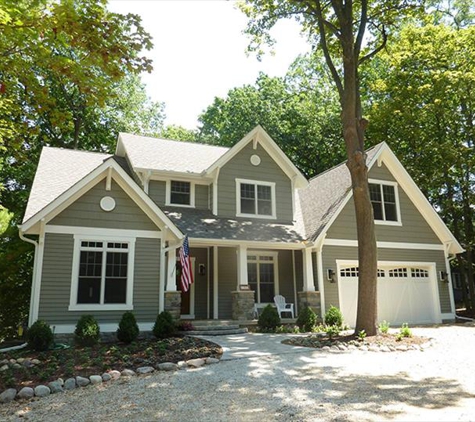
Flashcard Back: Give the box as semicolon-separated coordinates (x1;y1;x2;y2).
20;126;463;334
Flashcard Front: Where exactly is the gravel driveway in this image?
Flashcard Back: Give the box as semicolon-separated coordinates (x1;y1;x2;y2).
2;324;475;421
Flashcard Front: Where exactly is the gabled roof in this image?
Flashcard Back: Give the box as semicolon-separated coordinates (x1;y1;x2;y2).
204;125;308;188
21;147;183;239
116;133;229;175
297;142;463;255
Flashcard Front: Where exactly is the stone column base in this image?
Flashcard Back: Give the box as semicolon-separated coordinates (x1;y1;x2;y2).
298;291;321;319
165;291;181;320
231;291;255;320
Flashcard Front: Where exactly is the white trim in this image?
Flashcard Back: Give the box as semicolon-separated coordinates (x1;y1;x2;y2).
323;238;445;250
213;246;218;319
68;235;136;312
167;246;177;291
105;167;112;191
292;250;298;315
235;178;277;219
205;125;308;189
19;231;38;327
30;220;46;325
159;233;166;313
444;252;456;314
335;259;442;324
315;236;326;319
302;248;315;292
45;225;161;239
237;245;248;287
212;168;220;215
441;312;456;320
189;237;305;250
165;179;196;208
368;178;402;226
247;251;279;303
207;247;210;319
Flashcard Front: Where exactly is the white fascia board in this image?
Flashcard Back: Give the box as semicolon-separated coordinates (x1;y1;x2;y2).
323;238;445;250
20;159;183;240
189;237;306;250
370;145;464;255
136;168;212;183
204;125;308;188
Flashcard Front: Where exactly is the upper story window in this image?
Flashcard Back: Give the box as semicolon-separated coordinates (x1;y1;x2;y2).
69;238;135;311
368;179;401;225
166;180;195;207
236;178;276;219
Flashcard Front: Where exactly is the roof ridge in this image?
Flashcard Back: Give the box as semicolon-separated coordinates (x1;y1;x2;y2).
43;146;112;157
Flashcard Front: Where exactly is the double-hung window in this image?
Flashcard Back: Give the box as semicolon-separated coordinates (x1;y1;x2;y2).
167;181;194;207
236;179;276;218
368;180;401;225
69;238;135;311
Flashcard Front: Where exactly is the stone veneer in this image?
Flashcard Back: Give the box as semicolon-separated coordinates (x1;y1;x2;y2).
298;291;321;319
165;291;182;319
231;291;255;320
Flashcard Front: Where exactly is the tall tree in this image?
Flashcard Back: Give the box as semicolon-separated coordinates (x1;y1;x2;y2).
240;0;420;335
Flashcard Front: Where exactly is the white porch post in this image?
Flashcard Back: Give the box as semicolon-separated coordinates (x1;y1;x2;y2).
166;247;177;291
213;246;219;319
237;244;248;288
302;248;315;292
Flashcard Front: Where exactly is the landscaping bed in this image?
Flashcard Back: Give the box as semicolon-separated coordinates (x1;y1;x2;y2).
0;336;222;392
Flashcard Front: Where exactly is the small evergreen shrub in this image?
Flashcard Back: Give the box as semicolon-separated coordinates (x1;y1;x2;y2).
296;306;317;332
176;321;194;331
117;312;139;344
258;304;281;331
27;320;54;351
399;323;412;338
324;306;343;327
153;311;175;339
379;320;390;334
75;315;100;347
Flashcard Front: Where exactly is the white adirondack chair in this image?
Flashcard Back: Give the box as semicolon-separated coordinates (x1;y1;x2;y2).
273;295;295;318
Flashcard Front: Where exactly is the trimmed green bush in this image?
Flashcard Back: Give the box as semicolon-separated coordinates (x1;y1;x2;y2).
117;312;139;344
258;304;281;331
296;306;317;332
27;320;54;351
378;320;390;334
153;311;175;339
324;305;343;327
75;315;100;346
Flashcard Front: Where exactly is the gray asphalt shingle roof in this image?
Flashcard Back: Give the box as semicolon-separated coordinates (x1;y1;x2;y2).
118;133;229;174
296;144;383;241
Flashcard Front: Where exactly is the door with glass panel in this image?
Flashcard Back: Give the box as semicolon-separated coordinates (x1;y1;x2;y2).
247;254;277;303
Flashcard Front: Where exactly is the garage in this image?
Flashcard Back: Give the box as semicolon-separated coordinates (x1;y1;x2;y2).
337;262;440;327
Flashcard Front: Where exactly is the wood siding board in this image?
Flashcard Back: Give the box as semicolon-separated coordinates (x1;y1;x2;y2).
148;180;167;205
217;143;293;223
217;247;237;319
51;180;157;231
326;163;440;244
322;245;451;314
195;185;209;210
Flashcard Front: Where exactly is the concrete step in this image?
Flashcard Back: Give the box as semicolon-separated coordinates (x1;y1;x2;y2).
182;327;248;336
192;324;240;331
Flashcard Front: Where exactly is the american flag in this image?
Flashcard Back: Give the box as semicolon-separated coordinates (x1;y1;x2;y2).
179;235;193;292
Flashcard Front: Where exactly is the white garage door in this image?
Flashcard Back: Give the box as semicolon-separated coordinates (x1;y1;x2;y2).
338;264;439;327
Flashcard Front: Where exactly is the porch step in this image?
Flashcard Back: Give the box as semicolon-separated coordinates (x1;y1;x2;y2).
182;324;248;336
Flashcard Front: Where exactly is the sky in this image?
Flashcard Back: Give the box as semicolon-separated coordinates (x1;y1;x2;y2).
108;0;310;129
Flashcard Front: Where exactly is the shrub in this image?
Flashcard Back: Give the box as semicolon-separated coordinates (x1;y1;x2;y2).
117;312;139;344
275;324;300;334
399;323;412;338
358;330;367;340
75;315;100;347
379;320;390;334
27;320;54;351
176;321;194;331
153;311;175;339
324;324;340;339
296;306;317;332
258;304;281;331
324;306;343;327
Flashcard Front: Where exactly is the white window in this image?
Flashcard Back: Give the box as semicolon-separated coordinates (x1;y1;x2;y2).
236;178;276;219
368;179;401;225
247;253;279;303
69;237;135;311
166;180;195;207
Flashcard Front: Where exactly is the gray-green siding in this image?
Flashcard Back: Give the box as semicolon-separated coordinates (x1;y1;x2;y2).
327;163;440;244
217;247;237;319
51;180;158;231
38;233;161;325
217;142;293;223
148;180;209;210
321;245;451;314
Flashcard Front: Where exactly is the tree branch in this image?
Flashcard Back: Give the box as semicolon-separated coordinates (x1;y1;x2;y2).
354;0;368;59
358;25;387;65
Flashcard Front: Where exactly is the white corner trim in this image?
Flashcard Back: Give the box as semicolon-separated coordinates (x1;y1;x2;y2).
213;247;218;319
45;225;162;239
316;236;326;319
323;238;445;250
30;221;46;325
165;179;196;208
159;232;167;313
68;236;136;311
212;167;220;216
235;178;277;219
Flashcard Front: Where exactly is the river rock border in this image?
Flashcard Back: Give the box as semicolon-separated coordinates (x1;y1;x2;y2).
0;356;220;404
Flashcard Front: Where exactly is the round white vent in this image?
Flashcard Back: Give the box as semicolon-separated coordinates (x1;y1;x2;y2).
250;154;261;166
100;196;116;212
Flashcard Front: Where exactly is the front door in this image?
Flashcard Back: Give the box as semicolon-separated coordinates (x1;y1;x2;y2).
176;258;195;318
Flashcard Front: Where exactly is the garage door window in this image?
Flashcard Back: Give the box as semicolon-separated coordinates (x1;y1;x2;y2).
340;267;386;277
388;268;407;278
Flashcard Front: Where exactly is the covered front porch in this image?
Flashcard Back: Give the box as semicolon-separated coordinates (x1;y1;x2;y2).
162;239;322;321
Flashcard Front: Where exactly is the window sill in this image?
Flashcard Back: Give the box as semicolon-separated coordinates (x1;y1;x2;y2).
236;213;277;220
165;202;195;208
68;304;133;312
375;220;402;226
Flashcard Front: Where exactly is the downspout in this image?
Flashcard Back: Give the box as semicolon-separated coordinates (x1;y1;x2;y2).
315;235;327;320
159;227;168;313
18;228;38;327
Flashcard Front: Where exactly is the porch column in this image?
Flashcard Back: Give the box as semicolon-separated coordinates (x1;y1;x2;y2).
302;248;315;291
237;244;248;288
166;248;177;291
